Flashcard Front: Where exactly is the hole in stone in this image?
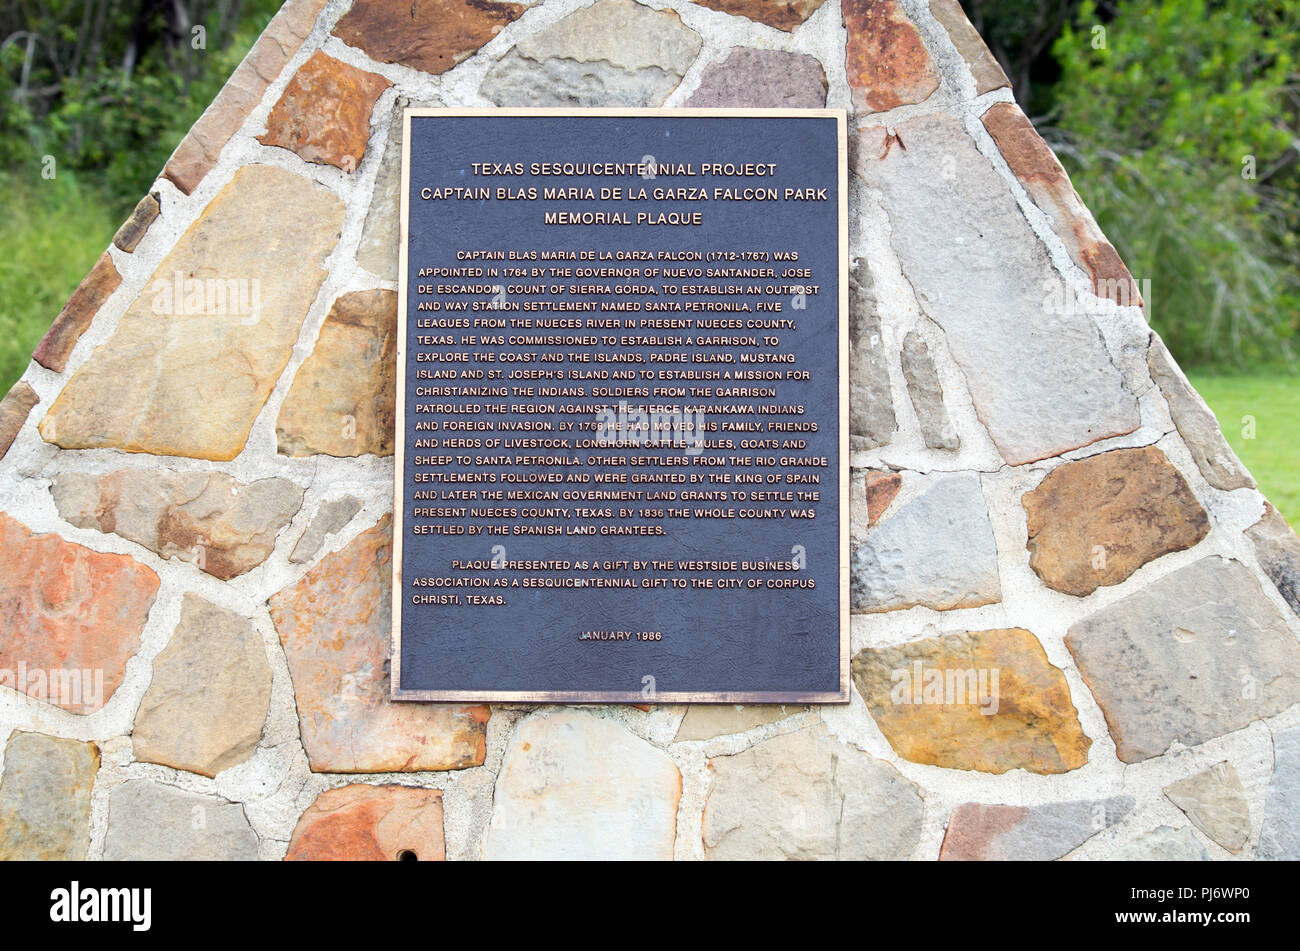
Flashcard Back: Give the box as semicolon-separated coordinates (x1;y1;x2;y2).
397;849;419;862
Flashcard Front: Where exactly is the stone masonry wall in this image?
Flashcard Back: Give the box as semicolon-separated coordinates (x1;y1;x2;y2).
1;0;1300;860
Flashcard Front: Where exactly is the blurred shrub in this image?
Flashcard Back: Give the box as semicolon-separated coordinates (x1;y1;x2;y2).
1048;0;1299;367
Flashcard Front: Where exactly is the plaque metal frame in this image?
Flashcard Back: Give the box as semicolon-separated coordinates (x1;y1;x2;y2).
392;107;850;704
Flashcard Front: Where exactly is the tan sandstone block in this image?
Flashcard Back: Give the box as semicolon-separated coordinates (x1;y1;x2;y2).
1023;446;1209;596
276;289;397;458
269;515;488;772
40;165;343;461
853;628;1091;774
132;594;272;778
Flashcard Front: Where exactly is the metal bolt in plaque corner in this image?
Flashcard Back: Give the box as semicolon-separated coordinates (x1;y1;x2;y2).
392;108;849;703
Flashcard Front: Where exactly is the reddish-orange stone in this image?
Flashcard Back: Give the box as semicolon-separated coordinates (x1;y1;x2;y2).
981;101;1141;307
0;513;159;713
864;471;901;525
843;0;939;112
285;784;445;861
259;52;391;172
691;0;827;32
938;804;1029;860
333;0;526;76
32;252;121;373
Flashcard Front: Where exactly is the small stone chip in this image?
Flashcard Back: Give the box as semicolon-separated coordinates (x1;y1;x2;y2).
112;193;161;253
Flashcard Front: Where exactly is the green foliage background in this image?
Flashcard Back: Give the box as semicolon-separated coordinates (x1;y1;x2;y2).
0;0;282;388
1049;0;1299;366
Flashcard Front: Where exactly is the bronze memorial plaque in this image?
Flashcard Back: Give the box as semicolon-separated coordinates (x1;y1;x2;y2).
392;108;848;703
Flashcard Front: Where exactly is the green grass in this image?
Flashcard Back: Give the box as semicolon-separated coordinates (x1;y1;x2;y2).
1188;373;1300;527
0;178;119;393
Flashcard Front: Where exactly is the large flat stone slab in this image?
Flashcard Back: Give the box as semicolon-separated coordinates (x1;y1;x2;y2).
269;515;488;773
704;725;923;859
482;709;681;860
1066;556;1300;763
0;732;99;860
0;512;158;713
852;628;1090;774
132;594;272;778
39;164;343;461
854;116;1139;465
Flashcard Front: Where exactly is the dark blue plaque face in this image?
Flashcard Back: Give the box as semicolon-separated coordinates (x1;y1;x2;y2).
393;109;848;703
